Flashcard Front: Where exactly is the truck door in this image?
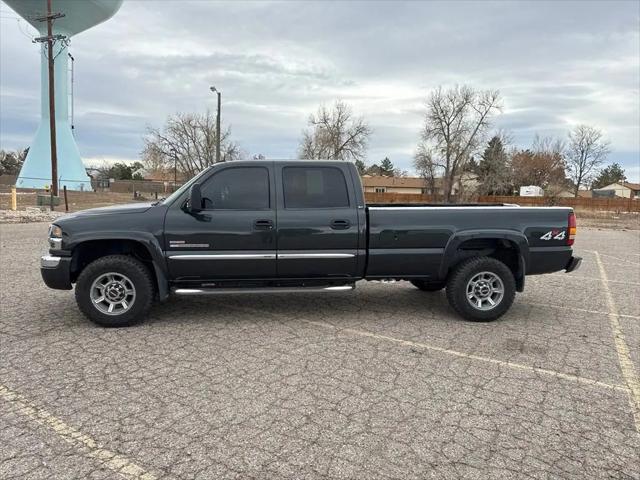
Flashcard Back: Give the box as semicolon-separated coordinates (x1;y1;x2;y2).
275;164;359;278
164;164;276;281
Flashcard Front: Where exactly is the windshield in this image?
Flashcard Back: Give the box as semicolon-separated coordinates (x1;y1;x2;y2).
161;167;212;206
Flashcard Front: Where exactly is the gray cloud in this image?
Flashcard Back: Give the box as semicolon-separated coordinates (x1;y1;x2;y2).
1;0;638;179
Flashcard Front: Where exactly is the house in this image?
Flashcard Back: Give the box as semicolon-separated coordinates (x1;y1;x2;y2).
362;174;478;197
361;176;428;194
140;167;187;183
577;190;593;198
594;182;640;199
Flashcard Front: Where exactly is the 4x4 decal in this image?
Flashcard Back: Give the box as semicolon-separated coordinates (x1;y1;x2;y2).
540;229;565;241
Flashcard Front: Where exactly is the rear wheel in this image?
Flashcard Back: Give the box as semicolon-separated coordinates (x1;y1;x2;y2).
446;257;515;322
410;280;445;292
75;255;154;327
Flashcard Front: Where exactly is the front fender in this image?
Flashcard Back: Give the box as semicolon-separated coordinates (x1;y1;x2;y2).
438;229;530;281
68;231;169;301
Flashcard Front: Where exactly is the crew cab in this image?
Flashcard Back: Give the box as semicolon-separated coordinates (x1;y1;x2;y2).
41;160;581;327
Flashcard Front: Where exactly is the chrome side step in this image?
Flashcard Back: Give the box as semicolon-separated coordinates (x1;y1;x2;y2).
173;284;355;295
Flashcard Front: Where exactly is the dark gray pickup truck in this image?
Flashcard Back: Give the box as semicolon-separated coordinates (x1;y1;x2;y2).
41;160;581;327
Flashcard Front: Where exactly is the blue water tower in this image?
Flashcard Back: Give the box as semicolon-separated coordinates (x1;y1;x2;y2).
4;0;123;191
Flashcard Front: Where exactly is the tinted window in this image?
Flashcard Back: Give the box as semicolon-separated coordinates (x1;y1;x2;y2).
200;167;269;210
283;167;349;208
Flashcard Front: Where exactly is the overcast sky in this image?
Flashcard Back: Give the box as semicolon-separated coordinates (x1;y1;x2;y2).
1;0;639;181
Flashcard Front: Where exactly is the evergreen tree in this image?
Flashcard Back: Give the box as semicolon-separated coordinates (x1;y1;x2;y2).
466;156;480;174
477;136;510;195
591;163;626;189
354;159;367;175
379;157;394;176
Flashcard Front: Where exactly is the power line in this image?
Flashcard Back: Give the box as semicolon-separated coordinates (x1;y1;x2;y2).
0;14;37;41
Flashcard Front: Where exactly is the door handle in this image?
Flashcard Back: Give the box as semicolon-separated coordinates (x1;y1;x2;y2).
330;219;351;230
254;219;274;230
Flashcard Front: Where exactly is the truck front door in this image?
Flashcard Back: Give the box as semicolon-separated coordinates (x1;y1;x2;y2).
164;164;276;281
275;164;359;278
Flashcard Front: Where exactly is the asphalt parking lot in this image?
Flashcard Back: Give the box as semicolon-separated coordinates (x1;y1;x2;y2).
1;222;639;479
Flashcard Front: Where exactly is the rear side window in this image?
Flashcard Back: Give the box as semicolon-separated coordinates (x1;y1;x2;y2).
200;167;270;210
283;167;350;209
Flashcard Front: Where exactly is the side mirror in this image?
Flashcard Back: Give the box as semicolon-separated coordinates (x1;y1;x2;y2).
188;183;202;213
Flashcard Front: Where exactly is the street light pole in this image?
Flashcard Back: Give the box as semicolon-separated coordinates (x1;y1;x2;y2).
170;148;178;191
210;86;221;163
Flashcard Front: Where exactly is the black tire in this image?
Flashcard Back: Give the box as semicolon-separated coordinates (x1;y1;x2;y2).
445;256;515;322
410;280;445;292
75;255;154;327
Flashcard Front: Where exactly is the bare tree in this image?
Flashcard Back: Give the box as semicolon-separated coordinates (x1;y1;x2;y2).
414;143;440;197
414;85;502;202
0;148;28;175
143;111;243;179
566;124;610;196
140;142;168;177
299;101;371;163
511;135;567;192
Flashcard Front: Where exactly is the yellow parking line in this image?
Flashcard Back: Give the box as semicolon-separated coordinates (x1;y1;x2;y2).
300;318;630;394
519;301;640;320
0;384;157;480
544;274;640;287
595;251;640;433
582;249;640;268
595;252;640;267
225;304;629;393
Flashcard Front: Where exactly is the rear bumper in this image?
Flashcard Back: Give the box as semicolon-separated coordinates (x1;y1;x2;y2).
40;255;72;290
565;256;582;273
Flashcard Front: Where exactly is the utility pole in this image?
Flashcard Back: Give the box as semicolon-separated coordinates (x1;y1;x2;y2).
34;0;65;197
210;86;221;163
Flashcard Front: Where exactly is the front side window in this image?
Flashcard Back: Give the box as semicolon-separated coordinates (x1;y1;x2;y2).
283;167;350;209
200;167;270;210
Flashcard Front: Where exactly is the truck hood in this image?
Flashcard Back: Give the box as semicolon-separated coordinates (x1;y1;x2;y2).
57;202;155;221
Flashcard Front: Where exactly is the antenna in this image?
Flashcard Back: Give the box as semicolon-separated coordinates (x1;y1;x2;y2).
68;52;74;133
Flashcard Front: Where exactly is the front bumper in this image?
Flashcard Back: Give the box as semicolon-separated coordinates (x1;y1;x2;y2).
40;255;72;290
565;256;582;273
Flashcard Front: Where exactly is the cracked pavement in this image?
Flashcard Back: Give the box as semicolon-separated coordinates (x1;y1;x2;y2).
1;223;639;479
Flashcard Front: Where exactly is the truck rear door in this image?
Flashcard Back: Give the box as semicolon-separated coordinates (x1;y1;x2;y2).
275;163;359;278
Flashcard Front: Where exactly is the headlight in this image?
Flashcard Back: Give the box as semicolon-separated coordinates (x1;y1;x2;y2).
49;224;63;238
48;224;63;250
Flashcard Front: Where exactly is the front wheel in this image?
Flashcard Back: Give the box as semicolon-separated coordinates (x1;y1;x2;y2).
75;255;154;327
446;257;516;322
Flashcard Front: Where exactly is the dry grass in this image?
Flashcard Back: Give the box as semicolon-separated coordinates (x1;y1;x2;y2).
574;209;639;231
0;190;151;213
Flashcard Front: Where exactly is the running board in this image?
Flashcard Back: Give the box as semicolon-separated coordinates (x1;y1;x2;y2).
173;284;355;295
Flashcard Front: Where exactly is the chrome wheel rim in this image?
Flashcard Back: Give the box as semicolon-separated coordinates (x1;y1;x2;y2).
90;272;136;316
466;271;504;311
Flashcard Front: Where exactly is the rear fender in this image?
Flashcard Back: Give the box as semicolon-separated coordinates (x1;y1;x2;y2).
439;230;530;287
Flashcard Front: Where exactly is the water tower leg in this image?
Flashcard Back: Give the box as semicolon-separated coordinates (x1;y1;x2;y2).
16;43;91;191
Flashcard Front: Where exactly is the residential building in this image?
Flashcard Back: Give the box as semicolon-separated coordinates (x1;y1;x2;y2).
362;176;428;194
594;182;640;199
362;173;478;196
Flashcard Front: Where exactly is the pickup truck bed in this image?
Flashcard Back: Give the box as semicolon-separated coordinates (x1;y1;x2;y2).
367;204;575;279
41;160;581;327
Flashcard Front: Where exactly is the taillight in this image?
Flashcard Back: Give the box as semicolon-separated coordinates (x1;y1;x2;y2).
567;212;576;246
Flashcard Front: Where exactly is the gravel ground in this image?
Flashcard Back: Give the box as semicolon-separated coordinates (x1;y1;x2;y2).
0;209;65;224
1;223;639;480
